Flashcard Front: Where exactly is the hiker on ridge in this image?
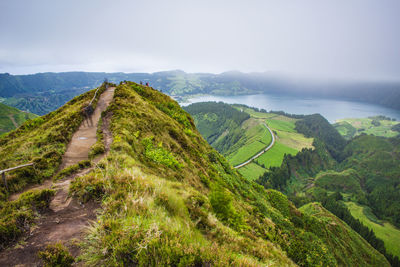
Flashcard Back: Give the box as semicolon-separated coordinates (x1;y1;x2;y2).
82;102;94;127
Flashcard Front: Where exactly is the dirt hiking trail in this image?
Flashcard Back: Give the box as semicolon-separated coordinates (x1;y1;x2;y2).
0;86;115;267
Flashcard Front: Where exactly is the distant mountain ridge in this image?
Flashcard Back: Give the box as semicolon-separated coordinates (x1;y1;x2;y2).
1;71;400;115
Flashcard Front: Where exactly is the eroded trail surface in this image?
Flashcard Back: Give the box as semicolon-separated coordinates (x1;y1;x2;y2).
62;87;115;168
0;87;115;267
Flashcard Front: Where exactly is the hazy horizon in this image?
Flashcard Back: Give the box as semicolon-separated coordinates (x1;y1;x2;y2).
1;0;399;81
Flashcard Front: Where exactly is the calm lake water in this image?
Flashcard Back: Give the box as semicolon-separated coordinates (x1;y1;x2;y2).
181;94;400;123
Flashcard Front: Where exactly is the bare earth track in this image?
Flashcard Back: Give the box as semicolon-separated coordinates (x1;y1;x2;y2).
0;86;115;266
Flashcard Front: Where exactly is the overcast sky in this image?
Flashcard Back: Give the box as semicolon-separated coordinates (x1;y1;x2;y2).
0;0;399;80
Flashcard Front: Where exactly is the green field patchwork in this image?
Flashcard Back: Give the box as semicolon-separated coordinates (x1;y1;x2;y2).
345;201;400;258
227;123;272;166
275;130;313;151
237;162;266;180
255;142;298;168
334;117;399;139
265;118;297;133
234;107;276;119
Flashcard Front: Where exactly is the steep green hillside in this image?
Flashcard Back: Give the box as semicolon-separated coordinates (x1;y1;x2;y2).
334;116;399;139
0;103;37;135
295;114;347;160
183;102;250;155
345;202;400;258
261;116;400;265
300;202;389;266
0;82;390;266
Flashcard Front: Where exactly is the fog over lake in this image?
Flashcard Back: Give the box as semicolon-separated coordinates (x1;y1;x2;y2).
182;94;400;123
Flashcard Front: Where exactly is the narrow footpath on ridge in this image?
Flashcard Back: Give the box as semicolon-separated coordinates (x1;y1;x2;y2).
234;123;275;169
0;86;115;267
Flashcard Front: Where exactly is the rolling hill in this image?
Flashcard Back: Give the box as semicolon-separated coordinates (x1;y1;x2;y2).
0;102;37;135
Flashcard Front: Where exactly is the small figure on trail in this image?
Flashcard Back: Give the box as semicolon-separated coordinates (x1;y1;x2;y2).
140;81;142;85
146;82;149;86
81;102;94;127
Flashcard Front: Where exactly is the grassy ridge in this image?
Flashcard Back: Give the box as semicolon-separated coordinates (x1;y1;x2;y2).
0;84;109;248
64;83;389;266
345;202;400;258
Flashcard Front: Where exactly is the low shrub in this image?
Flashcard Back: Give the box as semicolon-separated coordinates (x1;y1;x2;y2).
38;242;74;267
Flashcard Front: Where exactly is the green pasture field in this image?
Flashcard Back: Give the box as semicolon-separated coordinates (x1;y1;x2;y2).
227;123;272;166
334;117;399;139
237;162;266;181
345;201;400;258
255;142;298;168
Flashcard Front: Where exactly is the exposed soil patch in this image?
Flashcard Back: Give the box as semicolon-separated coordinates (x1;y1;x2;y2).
61;86;115;169
0;200;98;267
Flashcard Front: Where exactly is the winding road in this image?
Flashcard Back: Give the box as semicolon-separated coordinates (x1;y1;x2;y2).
234;123;275;169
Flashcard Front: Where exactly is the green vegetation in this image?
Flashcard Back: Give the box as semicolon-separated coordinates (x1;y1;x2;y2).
300;202;389;267
0;103;37;135
53;160;91;181
226;122;271;166
38;242;74;267
346;202;400;258
185;103;313;180
88;115;106;159
260;114;400;266
314;169;363;194
0;82;392;266
295;114;346;160
0;189;54;248
67;83;390;266
0;84;107;198
237;162;266;180
184;102;250;155
334;116;400;139
255;142;298;169
0;84;109;249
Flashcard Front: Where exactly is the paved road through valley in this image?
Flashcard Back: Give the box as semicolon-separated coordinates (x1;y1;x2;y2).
234;123;275;169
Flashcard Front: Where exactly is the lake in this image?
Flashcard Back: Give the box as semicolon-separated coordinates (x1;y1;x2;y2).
181;94;400;123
